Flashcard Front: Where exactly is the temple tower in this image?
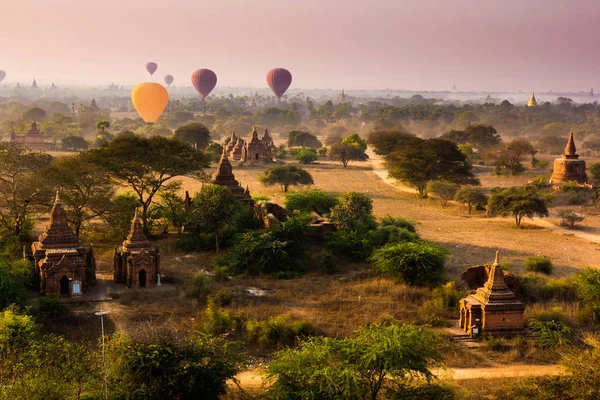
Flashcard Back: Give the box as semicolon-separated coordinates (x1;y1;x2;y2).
213;149;253;204
550;132;588;185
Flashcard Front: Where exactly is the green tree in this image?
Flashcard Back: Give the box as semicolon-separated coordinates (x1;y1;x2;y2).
367;129;418;156
0;143;52;236
105;333;241;400
155;182;187;235
384;138;478;197
288;131;322;148
589;162;600;185
88;136;210;233
329;192;374;230
61;136;89;151
284;189;339;215
463;124;501;149
488;139;534;176
293;148;318;164
0;260;32;309
22;107;47;121
173;122;212;150
330;142;369;167
426;180;459;207
454;186;488;213
205;142;224;163
487;185;550;227
103;192;139;238
369;241;449;286
266;321;442;400
187;185;237;252
342;133;367;151
49;154;115;237
96;120;110;133
259;165;314;192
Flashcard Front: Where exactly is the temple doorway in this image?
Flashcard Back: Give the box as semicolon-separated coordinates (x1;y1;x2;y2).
255;153;259;161
139;269;146;288
60;276;70;295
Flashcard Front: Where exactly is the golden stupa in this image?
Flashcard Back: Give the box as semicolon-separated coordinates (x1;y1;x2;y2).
527;91;537;107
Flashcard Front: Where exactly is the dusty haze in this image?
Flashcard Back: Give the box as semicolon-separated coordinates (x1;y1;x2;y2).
1;0;598;91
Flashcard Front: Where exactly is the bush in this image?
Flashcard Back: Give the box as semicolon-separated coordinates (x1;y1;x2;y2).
325;229;374;261
0;260;32;309
524;256;553;275
284;189;339;215
330;192;375;230
293;148;318;164
245;315;317;351
528;318;573;349
310;249;335;274
190;273;215;302
575;267;600;305
36;297;70;318
558;209;585;228
426;180;459;207
201;298;242;335
288;131;322;148
369;241;449;286
214;216;309;276
392;383;457;400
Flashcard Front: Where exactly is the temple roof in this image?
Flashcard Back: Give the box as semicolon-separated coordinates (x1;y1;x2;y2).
563;132;579;159
37;192;81;249
122;209;151;252
471;252;524;308
248;127;261;144
527;91;537;107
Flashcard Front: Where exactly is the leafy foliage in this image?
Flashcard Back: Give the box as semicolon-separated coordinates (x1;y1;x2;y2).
426;180;459;207
486;185;550;227
524;256;553;275
246;315;317;351
259;164;314;192
369;241;449;286
293;148;318;164
284;189;339;215
266;321;442;400
288;131;322;148
329;191;374;230
454;186;488;213
173;122;212;150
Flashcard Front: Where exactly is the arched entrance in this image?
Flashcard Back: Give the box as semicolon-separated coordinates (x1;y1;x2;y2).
255;153;259;161
60;276;70;296
139;269;146;288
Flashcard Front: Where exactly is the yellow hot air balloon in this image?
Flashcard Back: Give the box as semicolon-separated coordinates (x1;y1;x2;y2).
131;82;169;123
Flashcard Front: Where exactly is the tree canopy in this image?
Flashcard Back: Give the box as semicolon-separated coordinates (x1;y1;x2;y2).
259;165;314;192
173;122;212;150
487;185;550;227
384;138;479;196
88;136;210;233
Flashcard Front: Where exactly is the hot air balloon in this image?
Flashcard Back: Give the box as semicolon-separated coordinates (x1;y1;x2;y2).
146;62;158;76
131;82;168;123
266;68;292;101
0;71;5;84
191;69;217;99
164;74;174;86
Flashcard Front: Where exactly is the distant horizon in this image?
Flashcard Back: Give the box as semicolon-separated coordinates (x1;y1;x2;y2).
2;0;599;93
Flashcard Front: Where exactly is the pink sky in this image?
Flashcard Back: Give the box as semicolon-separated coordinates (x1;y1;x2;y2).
1;0;598;91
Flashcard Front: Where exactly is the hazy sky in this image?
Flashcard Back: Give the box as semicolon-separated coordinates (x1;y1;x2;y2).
1;0;598;91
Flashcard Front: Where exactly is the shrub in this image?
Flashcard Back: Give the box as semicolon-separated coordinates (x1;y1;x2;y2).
293;148;318;164
288;131;322;148
201;298;241;335
36;297;70;318
392;383;457;400
190;273;215;302
558;209;585;228
0;260;32;309
426;180;459;207
380;215;416;233
485;336;510;352
284;189;339;215
214;216;309;276
369;241;449;286
575;267;600;305
528;318;573;349
245;315;317;351
330;191;375;230
524;256;553;275
325;230;374;261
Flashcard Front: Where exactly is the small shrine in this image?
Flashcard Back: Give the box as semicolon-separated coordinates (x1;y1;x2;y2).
549;132;588;186
241;127;274;163
11;121;53;151
458;252;525;337
338;89;346;104
32;193;96;296
113;211;161;289
213;148;253;204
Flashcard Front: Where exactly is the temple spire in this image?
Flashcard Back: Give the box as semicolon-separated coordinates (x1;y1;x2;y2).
528;91;537;107
564;132;578;159
493;251;500;266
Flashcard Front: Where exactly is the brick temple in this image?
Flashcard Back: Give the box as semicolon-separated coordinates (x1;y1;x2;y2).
32;192;96;296
458;252;525;337
113;210;161;289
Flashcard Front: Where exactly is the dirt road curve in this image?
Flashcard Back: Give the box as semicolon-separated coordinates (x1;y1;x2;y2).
367;151;600;245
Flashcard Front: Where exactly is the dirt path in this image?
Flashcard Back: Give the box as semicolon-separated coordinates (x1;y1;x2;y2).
367;151;600;245
233;364;562;390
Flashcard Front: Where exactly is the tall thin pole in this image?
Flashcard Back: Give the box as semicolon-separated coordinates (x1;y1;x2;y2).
95;311;109;400
101;314;107;400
